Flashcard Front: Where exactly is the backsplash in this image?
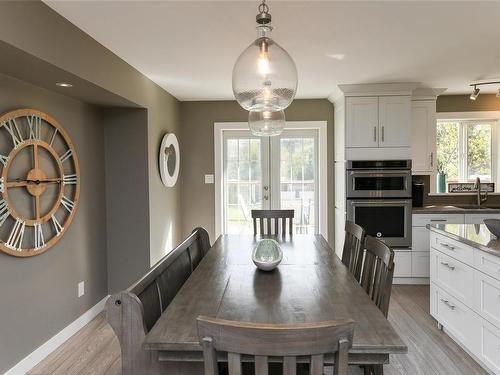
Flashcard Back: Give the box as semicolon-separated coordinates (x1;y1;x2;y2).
412;175;500;206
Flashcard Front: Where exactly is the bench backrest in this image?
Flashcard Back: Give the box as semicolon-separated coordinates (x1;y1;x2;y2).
106;227;210;375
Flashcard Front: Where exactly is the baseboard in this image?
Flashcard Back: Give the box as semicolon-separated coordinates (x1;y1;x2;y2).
4;295;109;375
393;277;430;285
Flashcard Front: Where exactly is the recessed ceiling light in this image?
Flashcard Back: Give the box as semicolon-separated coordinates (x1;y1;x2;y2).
327;53;346;61
56;82;73;88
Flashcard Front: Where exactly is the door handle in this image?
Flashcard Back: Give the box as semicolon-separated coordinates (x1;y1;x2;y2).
373;126;377;142
381;126;385;142
263;195;269;200
263;186;269;191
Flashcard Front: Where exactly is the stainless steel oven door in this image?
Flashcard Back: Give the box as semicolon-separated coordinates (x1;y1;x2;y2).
346;170;412;198
346;199;412;247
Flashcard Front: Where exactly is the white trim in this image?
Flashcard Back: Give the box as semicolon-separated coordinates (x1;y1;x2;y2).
214;121;328;240
436;111;500;120
4;295;109;375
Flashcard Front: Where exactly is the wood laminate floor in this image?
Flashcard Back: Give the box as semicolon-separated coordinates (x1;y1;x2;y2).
29;286;488;375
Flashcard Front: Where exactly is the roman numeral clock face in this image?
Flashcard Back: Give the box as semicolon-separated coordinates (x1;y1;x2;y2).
0;109;80;257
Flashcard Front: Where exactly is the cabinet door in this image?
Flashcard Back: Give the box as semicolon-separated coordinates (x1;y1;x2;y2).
378;96;411;147
394;250;412;277
412;251;430;277
411;100;436;173
345;97;379;148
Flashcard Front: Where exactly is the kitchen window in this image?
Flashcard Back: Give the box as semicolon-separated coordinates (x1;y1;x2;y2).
436;119;497;186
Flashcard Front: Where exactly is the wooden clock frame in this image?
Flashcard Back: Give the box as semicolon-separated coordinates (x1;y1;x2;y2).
0;108;80;257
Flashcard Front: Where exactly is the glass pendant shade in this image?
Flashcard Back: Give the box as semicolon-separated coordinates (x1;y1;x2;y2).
248;109;285;136
233;25;298;112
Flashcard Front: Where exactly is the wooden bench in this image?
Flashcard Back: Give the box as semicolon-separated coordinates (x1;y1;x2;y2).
106;227;210;375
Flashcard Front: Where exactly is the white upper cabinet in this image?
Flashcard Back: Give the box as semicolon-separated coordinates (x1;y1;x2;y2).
378;96;411;147
345;95;411;149
412;100;436;173
345;97;378;148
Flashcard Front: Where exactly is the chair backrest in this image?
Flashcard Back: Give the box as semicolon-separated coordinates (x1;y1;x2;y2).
251;209;294;236
360;236;395;318
197;316;355;375
105;227;210;375
341;221;366;282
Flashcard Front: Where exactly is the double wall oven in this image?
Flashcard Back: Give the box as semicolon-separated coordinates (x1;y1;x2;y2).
346;160;412;248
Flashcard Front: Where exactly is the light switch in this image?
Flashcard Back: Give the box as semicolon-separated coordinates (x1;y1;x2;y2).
78;281;85;298
205;174;214;184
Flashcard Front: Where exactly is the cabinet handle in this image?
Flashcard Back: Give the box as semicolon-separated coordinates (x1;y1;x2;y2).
430;152;434;167
431;219;447;222
440;243;455;250
440;299;456;310
440;262;455;270
381;126;385;142
373;126;377;142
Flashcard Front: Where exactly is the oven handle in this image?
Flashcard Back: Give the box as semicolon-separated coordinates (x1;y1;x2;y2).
349;200;411;205
349;170;411;175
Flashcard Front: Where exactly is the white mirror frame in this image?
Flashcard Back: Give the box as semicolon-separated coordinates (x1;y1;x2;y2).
159;133;180;187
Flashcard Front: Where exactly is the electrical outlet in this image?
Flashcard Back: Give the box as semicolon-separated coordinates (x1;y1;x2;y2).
78;281;85;298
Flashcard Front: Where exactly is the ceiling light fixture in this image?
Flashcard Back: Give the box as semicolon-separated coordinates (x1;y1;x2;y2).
56;82;73;88
232;0;298;136
470;86;480;101
468;79;500;101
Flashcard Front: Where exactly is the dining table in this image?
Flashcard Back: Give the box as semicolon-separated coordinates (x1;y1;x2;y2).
143;234;408;374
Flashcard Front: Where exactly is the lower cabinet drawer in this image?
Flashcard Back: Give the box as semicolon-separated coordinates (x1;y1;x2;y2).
431;249;474;304
478;318;500;374
394;250;412;277
474;249;500;282
474;271;500;328
431;233;474;265
412;251;430;277
431;284;480;352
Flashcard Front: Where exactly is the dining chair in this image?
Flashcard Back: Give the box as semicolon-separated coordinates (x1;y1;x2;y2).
251;209;294;236
341;221;366;282
359;236;395;375
197;315;355;375
360;236;395;318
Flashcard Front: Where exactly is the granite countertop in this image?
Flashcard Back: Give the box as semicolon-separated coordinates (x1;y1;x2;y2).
413;205;500;214
428;223;500;257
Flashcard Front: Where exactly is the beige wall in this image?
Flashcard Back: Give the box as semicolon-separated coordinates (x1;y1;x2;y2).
437;94;500;112
179;99;334;246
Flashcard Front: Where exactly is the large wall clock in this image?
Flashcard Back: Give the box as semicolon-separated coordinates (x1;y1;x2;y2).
0;109;80;257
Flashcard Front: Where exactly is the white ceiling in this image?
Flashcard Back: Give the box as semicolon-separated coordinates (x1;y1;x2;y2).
45;0;500;101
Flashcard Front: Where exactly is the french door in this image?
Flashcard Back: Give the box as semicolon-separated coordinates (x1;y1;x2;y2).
220;127;319;235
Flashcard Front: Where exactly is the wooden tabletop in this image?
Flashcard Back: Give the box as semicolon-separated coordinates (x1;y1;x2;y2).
144;234;407;355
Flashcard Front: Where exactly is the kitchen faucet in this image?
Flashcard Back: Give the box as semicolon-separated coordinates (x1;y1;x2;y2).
474;177;488;207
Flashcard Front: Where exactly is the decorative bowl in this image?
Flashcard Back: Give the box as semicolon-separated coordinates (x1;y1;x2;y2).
252;239;283;271
484;219;500;238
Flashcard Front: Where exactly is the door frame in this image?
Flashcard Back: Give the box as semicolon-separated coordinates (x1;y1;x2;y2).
214;121;328;239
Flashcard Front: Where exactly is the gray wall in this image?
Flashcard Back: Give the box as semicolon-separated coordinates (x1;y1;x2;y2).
0;73;108;373
103;108;150;293
179;99;334;246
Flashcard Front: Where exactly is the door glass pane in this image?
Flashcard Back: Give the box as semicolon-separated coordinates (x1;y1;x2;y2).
467;122;492;182
280;136;316;234
224;137;263;234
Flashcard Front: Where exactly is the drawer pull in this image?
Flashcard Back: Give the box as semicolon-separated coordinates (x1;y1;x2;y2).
440;299;456;310
440;243;455;250
440;262;455;271
431;219;447;222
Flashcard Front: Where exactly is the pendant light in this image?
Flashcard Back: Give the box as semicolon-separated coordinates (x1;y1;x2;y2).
248;109;286;136
232;0;297;136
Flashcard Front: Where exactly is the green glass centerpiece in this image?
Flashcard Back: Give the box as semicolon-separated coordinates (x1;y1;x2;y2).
252;239;283;271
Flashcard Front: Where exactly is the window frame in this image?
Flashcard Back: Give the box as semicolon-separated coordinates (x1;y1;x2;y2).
436;118;498;185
